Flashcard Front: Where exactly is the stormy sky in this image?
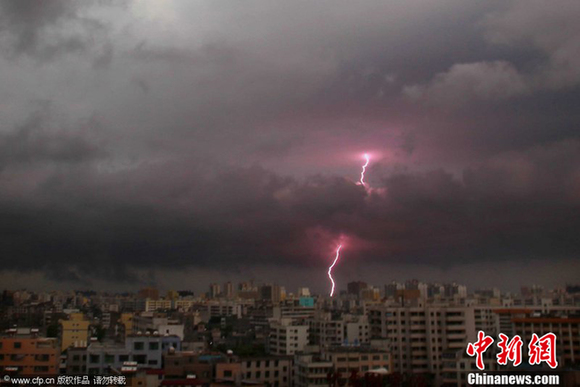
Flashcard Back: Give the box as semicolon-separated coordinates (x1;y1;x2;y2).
1;0;579;293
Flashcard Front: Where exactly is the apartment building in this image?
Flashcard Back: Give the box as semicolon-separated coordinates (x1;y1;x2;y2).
164;352;215;381
65;345;87;374
294;354;333;387
132;314;185;340
207;300;244;318
59;312;90;351
324;347;392;376
441;348;503;386
309;313;369;347
85;334;181;374
368;304;477;380
272;301;316;323
512;316;580;366
493;308;533;336
0;328;60;376
143;299;172;312
269;318;309;355
215;356;293;386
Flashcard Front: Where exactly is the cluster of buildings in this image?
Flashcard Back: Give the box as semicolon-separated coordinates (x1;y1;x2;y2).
0;282;579;386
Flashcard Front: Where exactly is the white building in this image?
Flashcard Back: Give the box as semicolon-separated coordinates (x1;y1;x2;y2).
132;314;185;340
207;300;244;318
269;318;309;355
309;313;369;347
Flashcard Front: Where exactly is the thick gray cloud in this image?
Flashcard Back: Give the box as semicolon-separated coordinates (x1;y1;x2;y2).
0;0;114;63
0;106;103;170
0;0;579;292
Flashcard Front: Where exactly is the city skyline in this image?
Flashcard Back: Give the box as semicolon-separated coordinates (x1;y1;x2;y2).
1;1;580;293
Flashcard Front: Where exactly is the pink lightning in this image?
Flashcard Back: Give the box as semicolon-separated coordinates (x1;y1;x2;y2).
359;153;370;186
327;244;342;297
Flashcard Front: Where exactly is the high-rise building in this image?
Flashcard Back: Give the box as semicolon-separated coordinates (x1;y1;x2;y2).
368;304;477;381
297;287;311;297
137;287;159;300
223;281;234;299
512;316;580;367
166;290;179;300
209;283;221;299
261;284;284;303
385;282;403;298
360;286;381;301
347;281;368;296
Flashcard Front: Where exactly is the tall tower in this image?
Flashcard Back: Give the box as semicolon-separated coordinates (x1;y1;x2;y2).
209;283;221;298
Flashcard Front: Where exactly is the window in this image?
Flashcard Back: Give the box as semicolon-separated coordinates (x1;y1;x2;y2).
14;342;22;349
149;342;159;350
134;355;147;364
134;342;144;350
119;355;129;362
89;355;100;364
224;370;232;377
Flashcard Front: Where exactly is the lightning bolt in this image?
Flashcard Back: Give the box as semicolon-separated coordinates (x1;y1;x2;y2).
325;153;371;297
359;153;370;186
327;244;342;297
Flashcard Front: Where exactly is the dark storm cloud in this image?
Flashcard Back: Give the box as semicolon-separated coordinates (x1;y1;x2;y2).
0;0;579;289
0;109;103;169
1;139;579;284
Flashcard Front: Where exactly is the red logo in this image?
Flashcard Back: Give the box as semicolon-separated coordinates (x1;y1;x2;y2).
466;330;494;370
467;331;558;370
528;333;558;369
497;333;523;367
